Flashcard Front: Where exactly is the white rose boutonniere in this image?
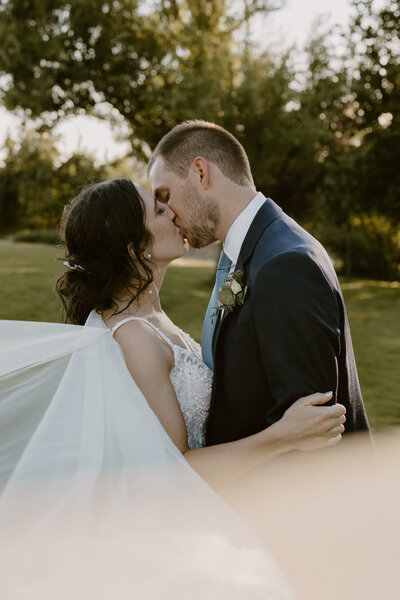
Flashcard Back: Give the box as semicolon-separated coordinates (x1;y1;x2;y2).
212;270;248;320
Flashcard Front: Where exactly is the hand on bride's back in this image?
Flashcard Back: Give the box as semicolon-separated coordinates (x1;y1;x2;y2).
279;392;346;451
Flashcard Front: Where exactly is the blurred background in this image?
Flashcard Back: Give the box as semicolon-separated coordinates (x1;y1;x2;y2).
0;0;399;430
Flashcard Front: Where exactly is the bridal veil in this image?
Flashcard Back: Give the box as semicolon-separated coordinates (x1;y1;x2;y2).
0;312;293;599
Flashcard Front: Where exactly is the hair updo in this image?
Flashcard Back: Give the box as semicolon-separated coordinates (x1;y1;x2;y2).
56;178;153;325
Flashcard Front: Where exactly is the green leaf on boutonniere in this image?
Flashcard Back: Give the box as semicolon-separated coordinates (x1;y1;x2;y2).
218;286;236;306
211;270;248;320
235;286;248;306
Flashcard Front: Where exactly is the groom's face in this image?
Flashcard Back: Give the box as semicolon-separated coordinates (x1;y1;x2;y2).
149;156;220;249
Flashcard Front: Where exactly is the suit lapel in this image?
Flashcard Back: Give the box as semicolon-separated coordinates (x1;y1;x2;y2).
216;198;282;331
209;197;282;416
235;197;282;274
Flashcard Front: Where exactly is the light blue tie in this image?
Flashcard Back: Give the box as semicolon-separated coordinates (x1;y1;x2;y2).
201;250;232;371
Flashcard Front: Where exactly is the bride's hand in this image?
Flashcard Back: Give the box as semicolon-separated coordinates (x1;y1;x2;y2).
278;392;346;451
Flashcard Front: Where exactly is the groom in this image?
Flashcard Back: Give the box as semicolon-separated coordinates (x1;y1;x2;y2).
148;120;371;445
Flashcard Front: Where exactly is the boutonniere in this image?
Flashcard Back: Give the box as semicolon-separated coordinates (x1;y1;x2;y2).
212;270;248;320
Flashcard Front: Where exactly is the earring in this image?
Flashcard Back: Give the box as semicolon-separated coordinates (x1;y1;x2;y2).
147;253;152;259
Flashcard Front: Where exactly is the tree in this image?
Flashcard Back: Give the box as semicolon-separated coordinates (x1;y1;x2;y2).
0;128;104;232
0;0;281;158
293;1;400;279
348;0;400;220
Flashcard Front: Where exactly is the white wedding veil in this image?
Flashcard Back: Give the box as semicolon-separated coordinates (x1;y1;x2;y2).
0;311;293;599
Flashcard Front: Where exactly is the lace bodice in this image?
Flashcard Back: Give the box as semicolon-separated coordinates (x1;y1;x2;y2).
168;328;213;449
109;316;213;450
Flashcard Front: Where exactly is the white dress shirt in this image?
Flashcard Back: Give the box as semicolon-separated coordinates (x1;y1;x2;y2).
223;191;266;271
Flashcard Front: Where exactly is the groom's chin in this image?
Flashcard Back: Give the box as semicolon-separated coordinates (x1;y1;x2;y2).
188;236;217;250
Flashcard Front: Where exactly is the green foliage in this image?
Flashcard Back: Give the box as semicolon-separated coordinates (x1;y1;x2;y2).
349;0;399;134
218;54;321;219
13;229;61;244
317;214;400;281
347;214;400;281
0;128;105;232
214;270;247;317
0;0;279;156
0;131;57;232
299;1;400;279
0;0;165;131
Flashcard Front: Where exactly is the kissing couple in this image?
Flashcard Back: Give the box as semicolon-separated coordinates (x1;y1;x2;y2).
0;121;371;598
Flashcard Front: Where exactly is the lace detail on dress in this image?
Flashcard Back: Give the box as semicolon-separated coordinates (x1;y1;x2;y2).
169;329;213;450
109;317;213;450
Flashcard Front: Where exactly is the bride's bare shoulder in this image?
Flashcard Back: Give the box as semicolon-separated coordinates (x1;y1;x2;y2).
112;318;174;373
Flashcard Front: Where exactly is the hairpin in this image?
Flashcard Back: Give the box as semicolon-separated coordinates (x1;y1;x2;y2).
63;260;85;272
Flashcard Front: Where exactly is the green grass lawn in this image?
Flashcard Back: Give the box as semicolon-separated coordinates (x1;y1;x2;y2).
1;242;399;431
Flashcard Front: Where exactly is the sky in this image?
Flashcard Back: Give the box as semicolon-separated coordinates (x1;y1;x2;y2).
253;0;354;50
0;0;355;165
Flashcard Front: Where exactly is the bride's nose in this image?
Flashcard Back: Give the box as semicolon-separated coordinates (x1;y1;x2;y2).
165;205;176;220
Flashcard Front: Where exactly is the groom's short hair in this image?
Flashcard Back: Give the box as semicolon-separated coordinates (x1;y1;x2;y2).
148;120;254;186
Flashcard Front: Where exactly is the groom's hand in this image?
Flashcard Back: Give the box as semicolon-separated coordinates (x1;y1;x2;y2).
279;392;346;452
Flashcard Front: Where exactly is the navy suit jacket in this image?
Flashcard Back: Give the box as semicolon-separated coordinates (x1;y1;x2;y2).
205;198;371;446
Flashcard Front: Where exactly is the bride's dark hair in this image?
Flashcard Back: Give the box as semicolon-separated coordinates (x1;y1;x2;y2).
56;178;154;325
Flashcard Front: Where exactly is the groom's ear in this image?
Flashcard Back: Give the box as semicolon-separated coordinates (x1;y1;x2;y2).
192;157;209;190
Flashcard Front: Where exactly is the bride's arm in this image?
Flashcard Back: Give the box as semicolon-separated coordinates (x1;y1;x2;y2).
114;320;190;452
115;321;345;486
184;392;345;486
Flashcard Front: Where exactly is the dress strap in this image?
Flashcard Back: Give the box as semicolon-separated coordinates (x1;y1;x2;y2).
110;317;174;350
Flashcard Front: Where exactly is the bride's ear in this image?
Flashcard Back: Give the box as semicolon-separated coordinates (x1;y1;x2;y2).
127;243;152;262
127;242;137;261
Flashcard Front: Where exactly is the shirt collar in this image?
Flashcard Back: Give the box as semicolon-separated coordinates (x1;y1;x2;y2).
223;192;266;267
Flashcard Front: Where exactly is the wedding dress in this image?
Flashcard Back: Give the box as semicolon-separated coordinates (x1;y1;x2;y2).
0;312;294;599
107;312;213;449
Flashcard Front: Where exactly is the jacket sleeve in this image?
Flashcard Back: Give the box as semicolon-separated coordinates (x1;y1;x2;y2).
251;251;341;424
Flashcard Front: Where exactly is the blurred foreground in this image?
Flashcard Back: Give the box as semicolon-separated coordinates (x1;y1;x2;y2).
0;431;398;599
221;431;400;599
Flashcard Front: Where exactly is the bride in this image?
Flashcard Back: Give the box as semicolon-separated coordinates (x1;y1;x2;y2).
0;178;346;599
